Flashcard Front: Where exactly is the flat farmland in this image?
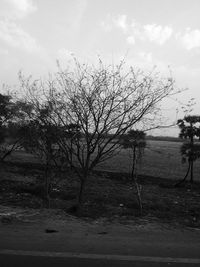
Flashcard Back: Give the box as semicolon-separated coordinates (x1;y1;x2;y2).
97;140;200;181
7;140;200;181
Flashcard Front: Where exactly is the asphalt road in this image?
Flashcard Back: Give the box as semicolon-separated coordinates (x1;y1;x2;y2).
0;254;200;267
0;212;200;267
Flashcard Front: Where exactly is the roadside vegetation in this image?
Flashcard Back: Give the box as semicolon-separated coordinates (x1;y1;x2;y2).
0;59;199;228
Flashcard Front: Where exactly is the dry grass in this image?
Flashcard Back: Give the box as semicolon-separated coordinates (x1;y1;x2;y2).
0;163;200;228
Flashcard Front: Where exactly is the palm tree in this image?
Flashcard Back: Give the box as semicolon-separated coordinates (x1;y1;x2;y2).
176;115;200;186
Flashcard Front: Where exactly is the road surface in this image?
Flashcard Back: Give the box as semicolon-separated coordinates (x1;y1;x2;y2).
0;211;200;266
0;251;200;266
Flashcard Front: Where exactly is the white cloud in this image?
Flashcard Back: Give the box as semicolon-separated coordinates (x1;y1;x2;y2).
1;0;37;20
143;24;173;45
101;14;200;50
128;23;173;45
0;19;40;52
178;28;200;50
101;14;128;33
114;14;128;32
8;0;37;16
101;15;173;46
0;1;40;53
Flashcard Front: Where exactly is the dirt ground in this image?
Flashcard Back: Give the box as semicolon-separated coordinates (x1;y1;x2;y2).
0;160;200;229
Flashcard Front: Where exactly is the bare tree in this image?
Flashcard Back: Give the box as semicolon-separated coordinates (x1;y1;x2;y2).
17;59;177;210
49;59;176;209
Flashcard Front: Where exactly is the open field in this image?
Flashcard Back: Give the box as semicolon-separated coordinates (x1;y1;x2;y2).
0;139;200;228
97;140;200;181
7;140;200;182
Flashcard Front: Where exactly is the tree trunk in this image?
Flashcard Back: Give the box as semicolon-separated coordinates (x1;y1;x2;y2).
131;147;142;215
190;160;194;184
131;146;136;178
190;124;194;184
77;175;87;210
175;161;191;187
44;163;50;208
134;178;142;215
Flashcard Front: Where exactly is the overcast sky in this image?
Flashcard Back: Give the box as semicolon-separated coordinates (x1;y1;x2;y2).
0;0;200;136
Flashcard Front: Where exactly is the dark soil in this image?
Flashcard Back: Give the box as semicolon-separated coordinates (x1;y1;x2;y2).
0;161;200;228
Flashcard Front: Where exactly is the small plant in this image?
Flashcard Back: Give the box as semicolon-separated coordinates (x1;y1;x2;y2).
121;130;146;215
